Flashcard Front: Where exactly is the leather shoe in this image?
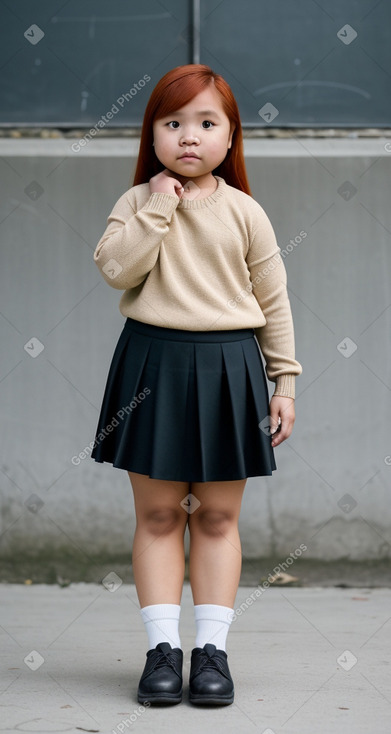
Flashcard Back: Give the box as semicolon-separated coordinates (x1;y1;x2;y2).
137;641;183;704
189;643;234;705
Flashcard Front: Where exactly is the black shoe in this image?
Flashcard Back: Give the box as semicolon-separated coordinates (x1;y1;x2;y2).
137;641;183;704
189;643;234;705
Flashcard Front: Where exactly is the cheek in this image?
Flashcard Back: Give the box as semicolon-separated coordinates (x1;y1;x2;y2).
155;135;174;155
153;143;167;163
209;137;229;156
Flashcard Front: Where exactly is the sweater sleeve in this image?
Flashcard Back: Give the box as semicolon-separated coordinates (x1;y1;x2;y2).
246;208;302;399
93;189;180;290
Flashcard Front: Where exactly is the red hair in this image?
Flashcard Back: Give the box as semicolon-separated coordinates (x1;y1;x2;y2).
131;64;252;196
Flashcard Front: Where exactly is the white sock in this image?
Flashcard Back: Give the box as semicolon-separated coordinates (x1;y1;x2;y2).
140;603;181;650
194;604;234;652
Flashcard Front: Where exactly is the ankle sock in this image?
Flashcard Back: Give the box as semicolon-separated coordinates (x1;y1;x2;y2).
194;603;234;652
140;603;181;650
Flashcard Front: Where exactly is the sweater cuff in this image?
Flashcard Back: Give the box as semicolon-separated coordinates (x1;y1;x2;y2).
143;192;180;215
273;374;296;399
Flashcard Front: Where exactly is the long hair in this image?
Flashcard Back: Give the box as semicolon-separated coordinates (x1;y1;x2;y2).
132;64;252;196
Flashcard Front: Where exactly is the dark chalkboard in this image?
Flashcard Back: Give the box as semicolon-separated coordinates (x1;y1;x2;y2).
201;0;391;127
0;0;389;127
0;0;191;126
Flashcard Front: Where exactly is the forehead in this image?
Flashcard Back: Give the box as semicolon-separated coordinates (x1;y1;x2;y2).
167;86;227;117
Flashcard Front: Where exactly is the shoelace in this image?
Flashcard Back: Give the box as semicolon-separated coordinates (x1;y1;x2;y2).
152;649;180;673
197;652;226;675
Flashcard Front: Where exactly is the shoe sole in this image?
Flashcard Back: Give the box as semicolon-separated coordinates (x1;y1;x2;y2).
189;692;234;705
138;689;182;705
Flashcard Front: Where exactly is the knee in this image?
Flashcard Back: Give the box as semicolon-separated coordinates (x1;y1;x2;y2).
190;508;236;537
141;507;185;536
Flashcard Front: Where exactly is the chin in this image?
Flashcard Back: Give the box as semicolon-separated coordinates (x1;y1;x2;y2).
169;166;193;179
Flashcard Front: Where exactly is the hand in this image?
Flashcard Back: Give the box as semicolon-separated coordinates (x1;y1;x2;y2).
269;395;295;447
149;169;184;198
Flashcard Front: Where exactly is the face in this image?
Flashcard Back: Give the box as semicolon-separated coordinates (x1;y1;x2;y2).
152;84;235;186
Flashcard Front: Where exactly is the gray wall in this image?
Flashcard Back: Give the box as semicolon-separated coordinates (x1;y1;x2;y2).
1;137;390;561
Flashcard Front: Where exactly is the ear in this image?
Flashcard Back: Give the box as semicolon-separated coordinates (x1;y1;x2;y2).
228;123;235;149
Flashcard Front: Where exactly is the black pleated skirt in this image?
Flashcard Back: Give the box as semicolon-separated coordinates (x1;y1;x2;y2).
91;317;277;482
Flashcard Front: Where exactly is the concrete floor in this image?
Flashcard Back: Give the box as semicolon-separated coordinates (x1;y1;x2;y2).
1;581;391;734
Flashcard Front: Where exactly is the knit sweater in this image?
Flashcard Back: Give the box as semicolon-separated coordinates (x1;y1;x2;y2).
93;175;302;399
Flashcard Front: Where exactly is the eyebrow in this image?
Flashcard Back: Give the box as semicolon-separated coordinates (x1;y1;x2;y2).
164;109;222;119
195;109;221;117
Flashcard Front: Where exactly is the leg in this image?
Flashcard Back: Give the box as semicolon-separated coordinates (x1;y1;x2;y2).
187;478;247;607
187;478;246;706
128;471;190;607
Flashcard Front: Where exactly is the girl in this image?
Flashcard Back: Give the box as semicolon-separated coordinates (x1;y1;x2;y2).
91;64;302;707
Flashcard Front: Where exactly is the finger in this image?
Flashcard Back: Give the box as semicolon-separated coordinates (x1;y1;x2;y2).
269;409;280;436
271;415;294;446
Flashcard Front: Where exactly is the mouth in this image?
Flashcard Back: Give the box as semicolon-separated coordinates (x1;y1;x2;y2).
178;153;200;159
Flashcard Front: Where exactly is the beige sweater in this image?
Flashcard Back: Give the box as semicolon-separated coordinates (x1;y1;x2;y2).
93;175;302;399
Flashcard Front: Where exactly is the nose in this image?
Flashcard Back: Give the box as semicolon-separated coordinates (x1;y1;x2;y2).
180;132;200;144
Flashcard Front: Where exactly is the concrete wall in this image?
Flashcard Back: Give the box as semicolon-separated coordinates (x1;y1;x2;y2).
0;137;390;561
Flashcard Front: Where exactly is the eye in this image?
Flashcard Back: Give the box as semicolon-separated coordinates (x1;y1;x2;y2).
167;121;180;128
201;120;214;129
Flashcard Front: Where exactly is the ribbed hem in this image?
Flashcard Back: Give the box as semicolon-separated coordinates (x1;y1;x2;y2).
138;176;225;213
194;604;233;623
177;175;225;208
140;603;181;621
273;373;296;399
143;191;180;214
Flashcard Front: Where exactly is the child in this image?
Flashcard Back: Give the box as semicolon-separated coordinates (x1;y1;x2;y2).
91;64;302;706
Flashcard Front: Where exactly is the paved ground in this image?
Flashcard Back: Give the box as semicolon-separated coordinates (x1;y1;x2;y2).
1;581;391;734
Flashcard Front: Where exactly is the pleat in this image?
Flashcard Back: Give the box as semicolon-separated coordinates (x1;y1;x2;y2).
112;331;153;468
91;323;133;462
92;329;151;466
220;341;249;478
93;321;131;432
193;342;226;481
147;338;194;480
241;337;277;474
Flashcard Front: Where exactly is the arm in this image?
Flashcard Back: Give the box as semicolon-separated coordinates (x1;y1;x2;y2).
93;190;180;290
246;208;302;400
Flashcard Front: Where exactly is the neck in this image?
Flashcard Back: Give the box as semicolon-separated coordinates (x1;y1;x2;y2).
166;170;216;189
